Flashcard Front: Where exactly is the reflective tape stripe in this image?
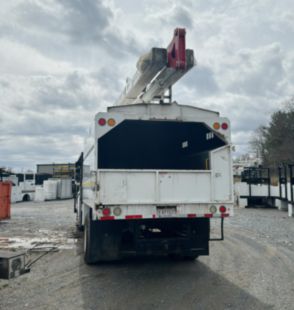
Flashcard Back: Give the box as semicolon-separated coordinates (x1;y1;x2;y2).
221;213;229;218
100;216;115;220
98;213;231;220
125;215;143;219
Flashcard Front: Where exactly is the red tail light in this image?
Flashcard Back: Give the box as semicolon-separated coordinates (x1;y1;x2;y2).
219;205;226;213
221;122;228;130
98;118;106;126
102;208;111;216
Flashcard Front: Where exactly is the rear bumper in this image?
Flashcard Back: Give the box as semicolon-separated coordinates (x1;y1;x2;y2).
92;218;210;257
94;203;234;221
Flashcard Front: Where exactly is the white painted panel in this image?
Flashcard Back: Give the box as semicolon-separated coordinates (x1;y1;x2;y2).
158;172;211;203
235;183;280;198
287;183;292;201
281;186;286;199
288;204;293;217
270;186;279;197
100;172;127;203
211;146;232;201
251;184;269;196
99;170;212;205
100;171;156;204
126;173;156;203
279;183;293;200
234;182;249;196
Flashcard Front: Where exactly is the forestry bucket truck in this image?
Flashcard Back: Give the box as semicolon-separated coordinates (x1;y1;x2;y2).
74;28;233;264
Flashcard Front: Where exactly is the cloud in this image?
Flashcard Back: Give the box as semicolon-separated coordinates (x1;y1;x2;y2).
1;0;294;170
0;70;114;170
0;39;73;75
1;134;83;169
179;65;219;96
226;43;286;98
11;0;141;59
17;0;113;44
144;3;194;30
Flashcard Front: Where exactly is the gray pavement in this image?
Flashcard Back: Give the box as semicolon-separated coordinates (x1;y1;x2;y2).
0;200;293;309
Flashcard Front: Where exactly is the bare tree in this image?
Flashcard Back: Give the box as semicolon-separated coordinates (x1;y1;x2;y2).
250;97;294;167
250;126;267;163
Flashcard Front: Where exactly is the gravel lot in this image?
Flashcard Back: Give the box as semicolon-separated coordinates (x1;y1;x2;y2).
0;200;293;310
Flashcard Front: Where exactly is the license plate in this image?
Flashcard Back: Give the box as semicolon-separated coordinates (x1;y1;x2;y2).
157;206;177;217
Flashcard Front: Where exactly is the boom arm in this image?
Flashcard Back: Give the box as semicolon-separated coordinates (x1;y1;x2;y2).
116;28;195;106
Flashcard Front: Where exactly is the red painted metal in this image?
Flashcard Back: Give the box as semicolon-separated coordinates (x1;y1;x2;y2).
100;216;115;221
125;215;143;219
167;28;186;69
187;213;197;218
204;213;213;218
221;213;229;218
0;182;11;220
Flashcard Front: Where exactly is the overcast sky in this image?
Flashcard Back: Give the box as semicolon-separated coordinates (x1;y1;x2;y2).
1;0;294;171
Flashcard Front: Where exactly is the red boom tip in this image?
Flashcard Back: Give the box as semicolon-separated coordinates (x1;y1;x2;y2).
167;28;186;69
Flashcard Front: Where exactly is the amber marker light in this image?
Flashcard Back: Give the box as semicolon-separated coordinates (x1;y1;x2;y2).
108;118;116;126
213;122;220;130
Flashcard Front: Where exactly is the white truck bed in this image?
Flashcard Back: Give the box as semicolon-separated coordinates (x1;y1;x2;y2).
82;102;234;221
94;146;233;220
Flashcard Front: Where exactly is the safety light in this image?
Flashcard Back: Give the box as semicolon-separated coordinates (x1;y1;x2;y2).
98;118;106;126
107;118;116;127
102;208;111;216
221;122;228;130
209;205;217;214
219;205;226;213
113;207;122;216
213;122;220;130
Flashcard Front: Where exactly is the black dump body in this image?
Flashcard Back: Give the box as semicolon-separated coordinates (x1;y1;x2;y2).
98;120;226;170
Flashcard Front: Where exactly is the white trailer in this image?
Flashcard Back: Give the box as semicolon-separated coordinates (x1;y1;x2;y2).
74;28;233;263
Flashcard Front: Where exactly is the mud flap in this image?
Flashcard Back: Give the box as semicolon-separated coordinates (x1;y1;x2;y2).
84;214;123;263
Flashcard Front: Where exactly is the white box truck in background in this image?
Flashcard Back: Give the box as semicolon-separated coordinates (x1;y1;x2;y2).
74;28;233;264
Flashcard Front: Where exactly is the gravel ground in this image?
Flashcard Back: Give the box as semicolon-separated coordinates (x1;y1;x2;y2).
228;208;294;251
0;201;293;310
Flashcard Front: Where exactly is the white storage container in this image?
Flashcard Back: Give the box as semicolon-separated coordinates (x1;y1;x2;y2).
11;186;22;203
34;186;45;202
58;179;72;199
44;180;58;200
